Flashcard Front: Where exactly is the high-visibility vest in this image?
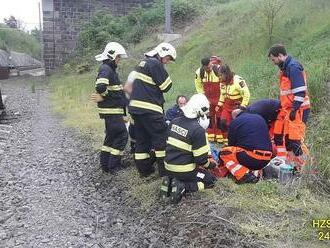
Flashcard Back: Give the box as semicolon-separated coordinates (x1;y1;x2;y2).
279;71;310;109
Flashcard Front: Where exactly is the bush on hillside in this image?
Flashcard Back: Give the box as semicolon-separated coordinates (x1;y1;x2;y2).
78;0;203;52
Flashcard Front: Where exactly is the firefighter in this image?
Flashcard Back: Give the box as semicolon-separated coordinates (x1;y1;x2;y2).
161;93;217;203
165;95;187;123
214;64;250;143
218;109;273;183
91;42;129;173
128;42;176;177
268;44;310;160
195;56;224;143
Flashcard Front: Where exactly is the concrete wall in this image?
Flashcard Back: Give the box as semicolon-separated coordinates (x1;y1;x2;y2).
42;0;153;73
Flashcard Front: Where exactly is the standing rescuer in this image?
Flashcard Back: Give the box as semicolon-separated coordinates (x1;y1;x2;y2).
214;64;250;143
91;42;129;173
195;56;224;143
128;42;176;177
162;93;217;204
268;44;310;160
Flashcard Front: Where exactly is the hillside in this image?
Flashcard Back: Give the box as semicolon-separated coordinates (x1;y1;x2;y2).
0;24;41;58
47;0;330;246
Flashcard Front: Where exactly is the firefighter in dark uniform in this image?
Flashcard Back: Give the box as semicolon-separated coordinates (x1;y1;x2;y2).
218;109;273;183
128;43;177;177
91;42;129;173
161;94;217;203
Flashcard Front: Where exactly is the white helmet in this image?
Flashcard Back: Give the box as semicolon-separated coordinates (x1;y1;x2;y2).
182;93;210;119
145;42;177;61
95;42;128;61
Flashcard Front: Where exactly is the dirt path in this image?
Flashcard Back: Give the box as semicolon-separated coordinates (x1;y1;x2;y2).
0;76;260;248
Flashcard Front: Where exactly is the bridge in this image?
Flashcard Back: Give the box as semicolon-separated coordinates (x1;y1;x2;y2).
42;0;153;73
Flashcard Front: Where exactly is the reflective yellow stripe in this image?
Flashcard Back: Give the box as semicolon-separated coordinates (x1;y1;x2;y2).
193;144;210;157
165;162;196;172
129;100;163;114
159;77;172;91
107;85;123;91
135;72;156;86
95;78;110;85
167;137;192;152
101;146;124;155
155;150;165;158
98;108;124;114
197;182;205;191
227;95;242;100
135;153;150;160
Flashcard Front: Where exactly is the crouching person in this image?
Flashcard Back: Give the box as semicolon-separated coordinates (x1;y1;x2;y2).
161;94;217;204
219;109;273;184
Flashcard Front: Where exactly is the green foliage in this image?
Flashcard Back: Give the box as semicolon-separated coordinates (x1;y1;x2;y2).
0;24;41;58
78;0;204;53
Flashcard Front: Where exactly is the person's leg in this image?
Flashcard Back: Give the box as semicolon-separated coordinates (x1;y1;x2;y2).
274;109;287;160
133;115;155;177
147;114;168;177
107;115;128;172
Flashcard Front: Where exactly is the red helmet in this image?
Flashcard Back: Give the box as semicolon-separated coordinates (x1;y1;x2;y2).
210;55;223;65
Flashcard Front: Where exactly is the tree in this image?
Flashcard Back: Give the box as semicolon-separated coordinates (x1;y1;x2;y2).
4;15;18;29
256;0;285;45
31;27;41;41
4;15;24;30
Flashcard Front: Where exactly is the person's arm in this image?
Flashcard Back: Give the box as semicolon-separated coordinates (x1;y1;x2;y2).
227;121;237;146
192;129;214;169
237;78;250;107
95;65;111;97
218;84;225;107
194;68;204;94
289;65;306;110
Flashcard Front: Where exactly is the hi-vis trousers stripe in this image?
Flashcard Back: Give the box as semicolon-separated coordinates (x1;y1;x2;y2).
129;100;163;114
98;108;125;114
101;146;124;155
165;162;196;172
135;153;150;160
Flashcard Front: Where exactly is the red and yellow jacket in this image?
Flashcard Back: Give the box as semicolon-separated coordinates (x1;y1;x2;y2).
218;75;250;110
195;68;221;106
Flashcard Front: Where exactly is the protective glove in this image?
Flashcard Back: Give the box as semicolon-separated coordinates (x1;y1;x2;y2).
91;93;104;103
289;109;297;121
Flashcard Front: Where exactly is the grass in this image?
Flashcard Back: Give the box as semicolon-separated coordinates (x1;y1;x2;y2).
48;0;330;246
0;24;41;58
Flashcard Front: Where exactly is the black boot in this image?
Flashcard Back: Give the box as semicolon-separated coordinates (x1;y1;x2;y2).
236;172;259;184
160;176;172;201
170;178;186;204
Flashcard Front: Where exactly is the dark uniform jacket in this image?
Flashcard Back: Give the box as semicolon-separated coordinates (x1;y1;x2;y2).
228;113;272;152
246;99;280;124
95;61;127;118
128;56;172;115
165;116;212;176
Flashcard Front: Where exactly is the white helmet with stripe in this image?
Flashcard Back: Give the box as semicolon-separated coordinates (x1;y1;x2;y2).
145;42;177;61
95;42;128;61
182;93;210;119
